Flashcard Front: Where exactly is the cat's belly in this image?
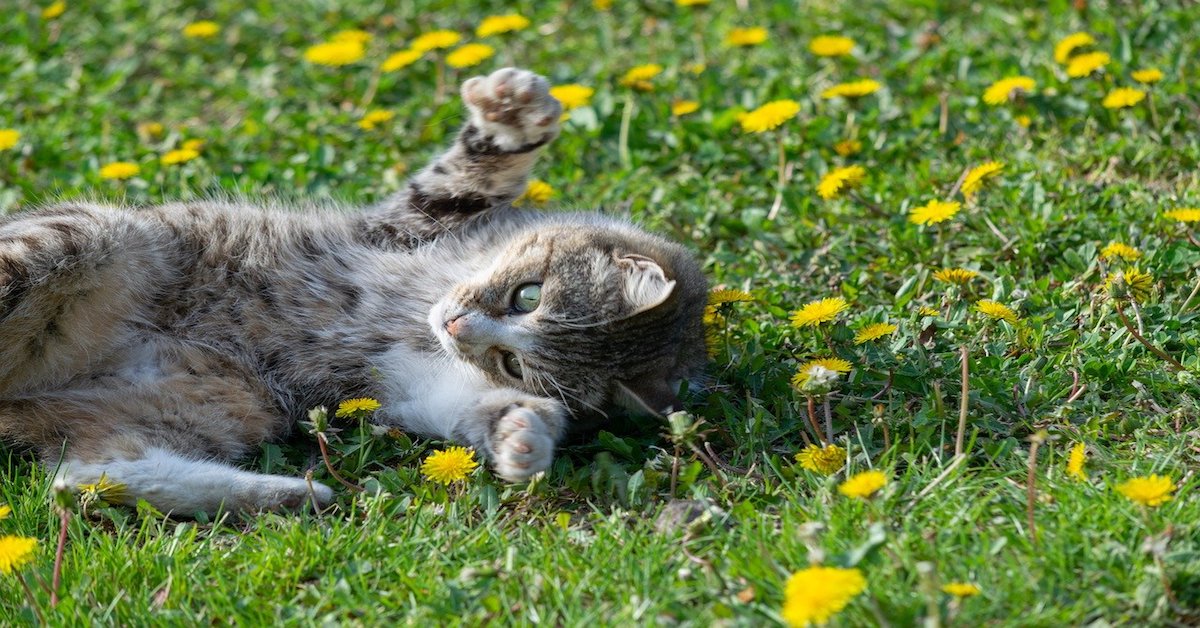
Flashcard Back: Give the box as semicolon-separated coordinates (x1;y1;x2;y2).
371;344;489;439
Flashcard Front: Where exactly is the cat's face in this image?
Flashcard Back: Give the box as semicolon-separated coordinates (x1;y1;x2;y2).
428;222;708;420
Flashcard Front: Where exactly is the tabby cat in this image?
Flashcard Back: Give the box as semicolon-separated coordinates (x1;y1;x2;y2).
0;68;708;514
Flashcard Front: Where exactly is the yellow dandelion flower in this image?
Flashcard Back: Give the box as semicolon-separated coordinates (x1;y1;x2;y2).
1164;208;1200;223
782;566;866;627
445;43;495;69
790;297;849;328
942;583;982;597
476;14;530;37
620;64;663;91
686;62;706;75
358;109;395;130
335;397;382;418
1053;32;1095;64
1066;443;1087;481
908;199;961;226
182;138;205;151
549;84;594;111
795;444;846;475
1131;68;1163;84
77;473;128;504
1100;242;1142;262
304;40;365;66
182;20;220;39
1115;474;1175;507
421;446;480;484
833;139;861;157
99;161;140;180
961;161;1004;200
593;0;613;10
932;268;979;285
672;100;700;117
821;79;881;100
331;29;372;45
675;0;712;5
791;357;853;388
708;289;754;305
809;35;855;57
137;121;164;139
41;0;66;20
918;305;940;317
982;76;1036;106
0;504;9;519
838;470;887;499
0;129;20;151
160;148;199;165
1105;267;1154;303
410;30;461;53
816;165;866;200
725;27;768;47
1016;114;1032;127
381;49;423;72
517;179;555;206
975;299;1019;324
1102;87;1145;109
740;100;800;133
0;536;37;575
853;322;897;345
1066;51;1110;78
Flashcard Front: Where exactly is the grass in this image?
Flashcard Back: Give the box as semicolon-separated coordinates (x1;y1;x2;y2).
3;0;1200;624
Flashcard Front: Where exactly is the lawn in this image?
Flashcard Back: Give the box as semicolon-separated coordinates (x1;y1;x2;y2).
3;0;1200;624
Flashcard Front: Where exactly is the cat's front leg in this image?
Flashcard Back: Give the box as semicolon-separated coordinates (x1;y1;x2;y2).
452;390;567;482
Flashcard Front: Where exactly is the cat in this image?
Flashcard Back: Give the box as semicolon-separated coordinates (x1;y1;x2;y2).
0;68;709;515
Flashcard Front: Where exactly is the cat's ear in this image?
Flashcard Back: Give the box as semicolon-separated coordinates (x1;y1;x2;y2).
616;254;676;315
615;379;681;416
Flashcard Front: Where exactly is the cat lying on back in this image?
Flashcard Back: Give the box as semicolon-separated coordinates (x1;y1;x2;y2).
0;68;708;514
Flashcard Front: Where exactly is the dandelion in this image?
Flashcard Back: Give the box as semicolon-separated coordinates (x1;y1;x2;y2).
933;268;979;285
686;62;706;75
725;27;768;47
549;84;594;110
41;0;65;19
833;139;861;157
1115;474;1176;507
99;162;140;180
975;300;1019;324
1163;208;1200;223
781;566;867;627
1105;268;1153;303
620;64;663;91
335;397;382;418
675;0;711;5
0;129;19;151
1053;32;1095;64
77;473;128;505
1131;68;1164;84
918;306;940;317
421;446;480;484
816;165;866;199
381;49;423;72
795;443;846;475
517;179;554;205
137;121;164;139
792;358;853;388
1016;115;1032;127
0;536;37;575
476;14;530;37
331;29;372;44
445;43;495;69
982;76;1036;105
1066;51;1110;78
1066;443;1087;481
0;504;9;519
961;161;1004;199
1102;87;1146;109
908;199;961;226
942;583;982;597
182;139;205;151
303;40;365;66
821;79;881;100
160;148;199;165
708;289;754;305
358;109;395;130
853;322;897;344
593;0;612;10
410;30;461;53
790;297;849;328
182;20;220;39
838;470;887;498
809;35;855;57
672;100;700;117
739;100;800;133
1101;242;1142;262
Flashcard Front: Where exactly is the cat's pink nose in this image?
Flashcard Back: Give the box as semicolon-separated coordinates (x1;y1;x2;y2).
445;315;464;337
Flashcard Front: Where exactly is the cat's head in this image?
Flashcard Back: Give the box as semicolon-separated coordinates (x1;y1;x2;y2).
429;217;708;421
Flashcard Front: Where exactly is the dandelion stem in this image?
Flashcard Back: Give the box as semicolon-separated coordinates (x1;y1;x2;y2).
434;58;446;103
618;90;634;168
767;130;787;220
359;68;382;108
18;574;45;624
1176;272;1200;316
316;432;365;493
955;345;969;457
1113;302;1186;371
51;508;69;607
1025;433;1044;548
1147;94;1160;128
805;396;825;445
823;397;834;444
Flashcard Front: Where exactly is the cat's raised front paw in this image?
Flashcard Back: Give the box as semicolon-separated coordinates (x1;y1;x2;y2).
491;405;556;482
461;68;561;153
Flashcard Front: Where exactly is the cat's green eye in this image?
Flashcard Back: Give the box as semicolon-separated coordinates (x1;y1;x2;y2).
500;351;523;379
512;283;542;313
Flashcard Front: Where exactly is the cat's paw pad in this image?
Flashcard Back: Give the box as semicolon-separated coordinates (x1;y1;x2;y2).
461;67;561;152
491;406;555;482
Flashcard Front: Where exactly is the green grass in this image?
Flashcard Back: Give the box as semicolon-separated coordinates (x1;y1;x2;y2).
3;0;1200;624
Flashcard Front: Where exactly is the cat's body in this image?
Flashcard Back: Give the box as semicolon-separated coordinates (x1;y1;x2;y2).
0;69;708;514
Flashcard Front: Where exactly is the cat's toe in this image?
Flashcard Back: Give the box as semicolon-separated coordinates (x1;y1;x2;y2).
491;407;555;482
461;67;561;152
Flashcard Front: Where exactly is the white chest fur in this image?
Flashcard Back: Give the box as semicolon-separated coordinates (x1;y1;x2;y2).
371;344;488;439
